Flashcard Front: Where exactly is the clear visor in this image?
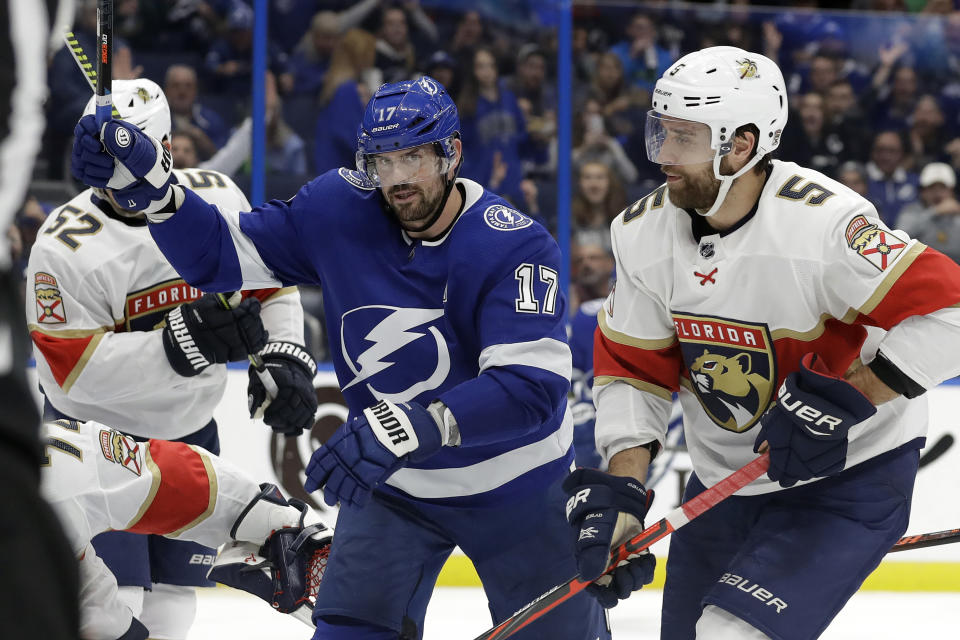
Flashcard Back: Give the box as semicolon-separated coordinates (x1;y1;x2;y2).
644;111;717;166
357;143;454;188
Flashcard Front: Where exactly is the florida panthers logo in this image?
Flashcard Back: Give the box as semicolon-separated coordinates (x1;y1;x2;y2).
340;305;450;403
674;314;775;433
35;272;66;324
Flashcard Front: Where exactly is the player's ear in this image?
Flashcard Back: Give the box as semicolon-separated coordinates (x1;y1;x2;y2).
448;137;463;178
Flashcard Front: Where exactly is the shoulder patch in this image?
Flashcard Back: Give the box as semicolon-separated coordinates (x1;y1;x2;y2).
35;272;66;324
845;214;908;271
338;168;376;191
99;429;144;476
483;204;532;231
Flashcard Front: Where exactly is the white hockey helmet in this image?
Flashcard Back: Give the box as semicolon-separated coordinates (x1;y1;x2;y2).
82;78;172;142
646;46;788;216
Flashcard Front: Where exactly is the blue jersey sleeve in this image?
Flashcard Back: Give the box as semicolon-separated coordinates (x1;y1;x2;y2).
439;223;571;447
149;172;357;291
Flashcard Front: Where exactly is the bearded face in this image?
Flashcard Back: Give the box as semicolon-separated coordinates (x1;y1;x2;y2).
383;169;447;232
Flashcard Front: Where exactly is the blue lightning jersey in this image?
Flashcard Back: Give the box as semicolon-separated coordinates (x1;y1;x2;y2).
150;171;573;505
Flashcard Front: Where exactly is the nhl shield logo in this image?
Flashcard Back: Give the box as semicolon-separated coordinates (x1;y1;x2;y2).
674;313;775;433
35;272;66;324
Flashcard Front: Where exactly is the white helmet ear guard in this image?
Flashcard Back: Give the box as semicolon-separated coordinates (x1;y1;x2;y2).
650;46;788;217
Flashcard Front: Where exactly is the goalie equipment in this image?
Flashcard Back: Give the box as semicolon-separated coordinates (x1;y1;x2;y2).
208;484;333;625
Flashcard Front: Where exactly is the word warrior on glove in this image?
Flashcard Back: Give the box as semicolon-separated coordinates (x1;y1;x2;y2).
304;399;444;507
72;115;178;212
562;469;656;609
754;352;877;488
162;294;268;377
248;342;319;436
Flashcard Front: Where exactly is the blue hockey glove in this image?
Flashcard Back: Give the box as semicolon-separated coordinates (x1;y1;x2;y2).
162;294;268;377
754;353;877;488
304;399;444;507
71;115;175;211
248;342;319;436
562;468;656;609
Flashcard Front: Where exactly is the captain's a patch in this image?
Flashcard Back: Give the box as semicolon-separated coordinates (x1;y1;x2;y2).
845;214;908;271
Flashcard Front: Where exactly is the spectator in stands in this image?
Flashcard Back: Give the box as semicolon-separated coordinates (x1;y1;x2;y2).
375;6;417;83
836;161;870;198
313;28;377;175
584;52;648;142
423;50;458;97
165;64;230;161
823;79;872;162
262;73;308;177
457;46;528;203
866;130;919;226
572;98;638;185
506;44;556;178
608;12;673;95
780;92;836;175
449;10;487;59
866;42;920;131
205;2;292;96
897;162;960;262
907;94;949;170
805;54;842;97
571;161;627;244
288;11;340;98
171;132;200;170
270;0;325;54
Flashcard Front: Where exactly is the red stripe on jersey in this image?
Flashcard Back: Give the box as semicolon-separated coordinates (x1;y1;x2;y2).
865;247;960;329
242;288;280;303
594;327;682;392
772;320;868;385
30;331;94;388
126;440;211;535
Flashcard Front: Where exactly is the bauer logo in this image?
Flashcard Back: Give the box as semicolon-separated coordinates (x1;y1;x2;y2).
115;127;131;148
484;205;532;231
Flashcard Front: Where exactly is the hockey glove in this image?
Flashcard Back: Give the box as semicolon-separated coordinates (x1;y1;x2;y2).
72;115;176;212
304;399;444;507
209;484;333;626
248;342;319;436
754;353;877;488
162;294;268;377
562;468;656;609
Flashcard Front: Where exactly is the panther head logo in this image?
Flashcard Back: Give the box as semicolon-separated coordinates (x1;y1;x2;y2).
690;349;770;432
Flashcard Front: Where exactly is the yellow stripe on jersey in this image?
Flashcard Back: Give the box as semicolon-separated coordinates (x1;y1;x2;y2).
594;375;674;401
598;308;677;350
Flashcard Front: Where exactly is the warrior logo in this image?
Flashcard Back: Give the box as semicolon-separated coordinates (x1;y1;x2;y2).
35;272;66;324
674;313;775;433
736;58;759;79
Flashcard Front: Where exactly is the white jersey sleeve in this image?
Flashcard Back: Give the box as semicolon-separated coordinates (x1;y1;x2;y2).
594;207;678;464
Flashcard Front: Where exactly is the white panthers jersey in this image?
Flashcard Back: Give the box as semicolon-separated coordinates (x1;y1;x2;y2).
26;168;304;439
38;417;315;639
595;160;960;494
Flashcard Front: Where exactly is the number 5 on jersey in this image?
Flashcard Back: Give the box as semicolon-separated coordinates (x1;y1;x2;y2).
515;263;559;314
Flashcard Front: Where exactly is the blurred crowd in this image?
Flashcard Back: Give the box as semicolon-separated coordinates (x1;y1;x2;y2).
11;0;960;352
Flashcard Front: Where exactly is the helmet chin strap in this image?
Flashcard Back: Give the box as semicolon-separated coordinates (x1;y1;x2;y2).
697;152;763;218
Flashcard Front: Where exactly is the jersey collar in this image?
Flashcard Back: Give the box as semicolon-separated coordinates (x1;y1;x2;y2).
685;164;772;242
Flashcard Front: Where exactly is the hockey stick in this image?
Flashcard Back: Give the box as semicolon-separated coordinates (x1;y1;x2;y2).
95;0;113;127
63;31;120;118
890;527;960;553
472;452;771;640
215;292;280;404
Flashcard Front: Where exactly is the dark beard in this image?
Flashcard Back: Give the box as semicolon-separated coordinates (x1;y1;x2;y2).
666;173;722;210
389;184;444;231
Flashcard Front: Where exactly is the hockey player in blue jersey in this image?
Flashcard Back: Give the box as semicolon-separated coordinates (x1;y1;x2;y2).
70;76;623;639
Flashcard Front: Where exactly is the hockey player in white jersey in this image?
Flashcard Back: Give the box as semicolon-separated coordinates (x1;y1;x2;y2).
26;79;318;640
559;47;960;639
40;417;332;640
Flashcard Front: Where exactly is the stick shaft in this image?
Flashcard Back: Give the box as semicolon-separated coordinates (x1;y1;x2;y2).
95;0;113;126
63;31;121;118
473;453;770;640
890;528;960;553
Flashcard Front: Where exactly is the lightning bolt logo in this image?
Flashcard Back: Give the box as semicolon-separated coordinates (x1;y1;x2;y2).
341;306;450;402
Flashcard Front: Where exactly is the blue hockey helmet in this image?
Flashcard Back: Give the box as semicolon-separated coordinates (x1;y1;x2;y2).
356;76;461;188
